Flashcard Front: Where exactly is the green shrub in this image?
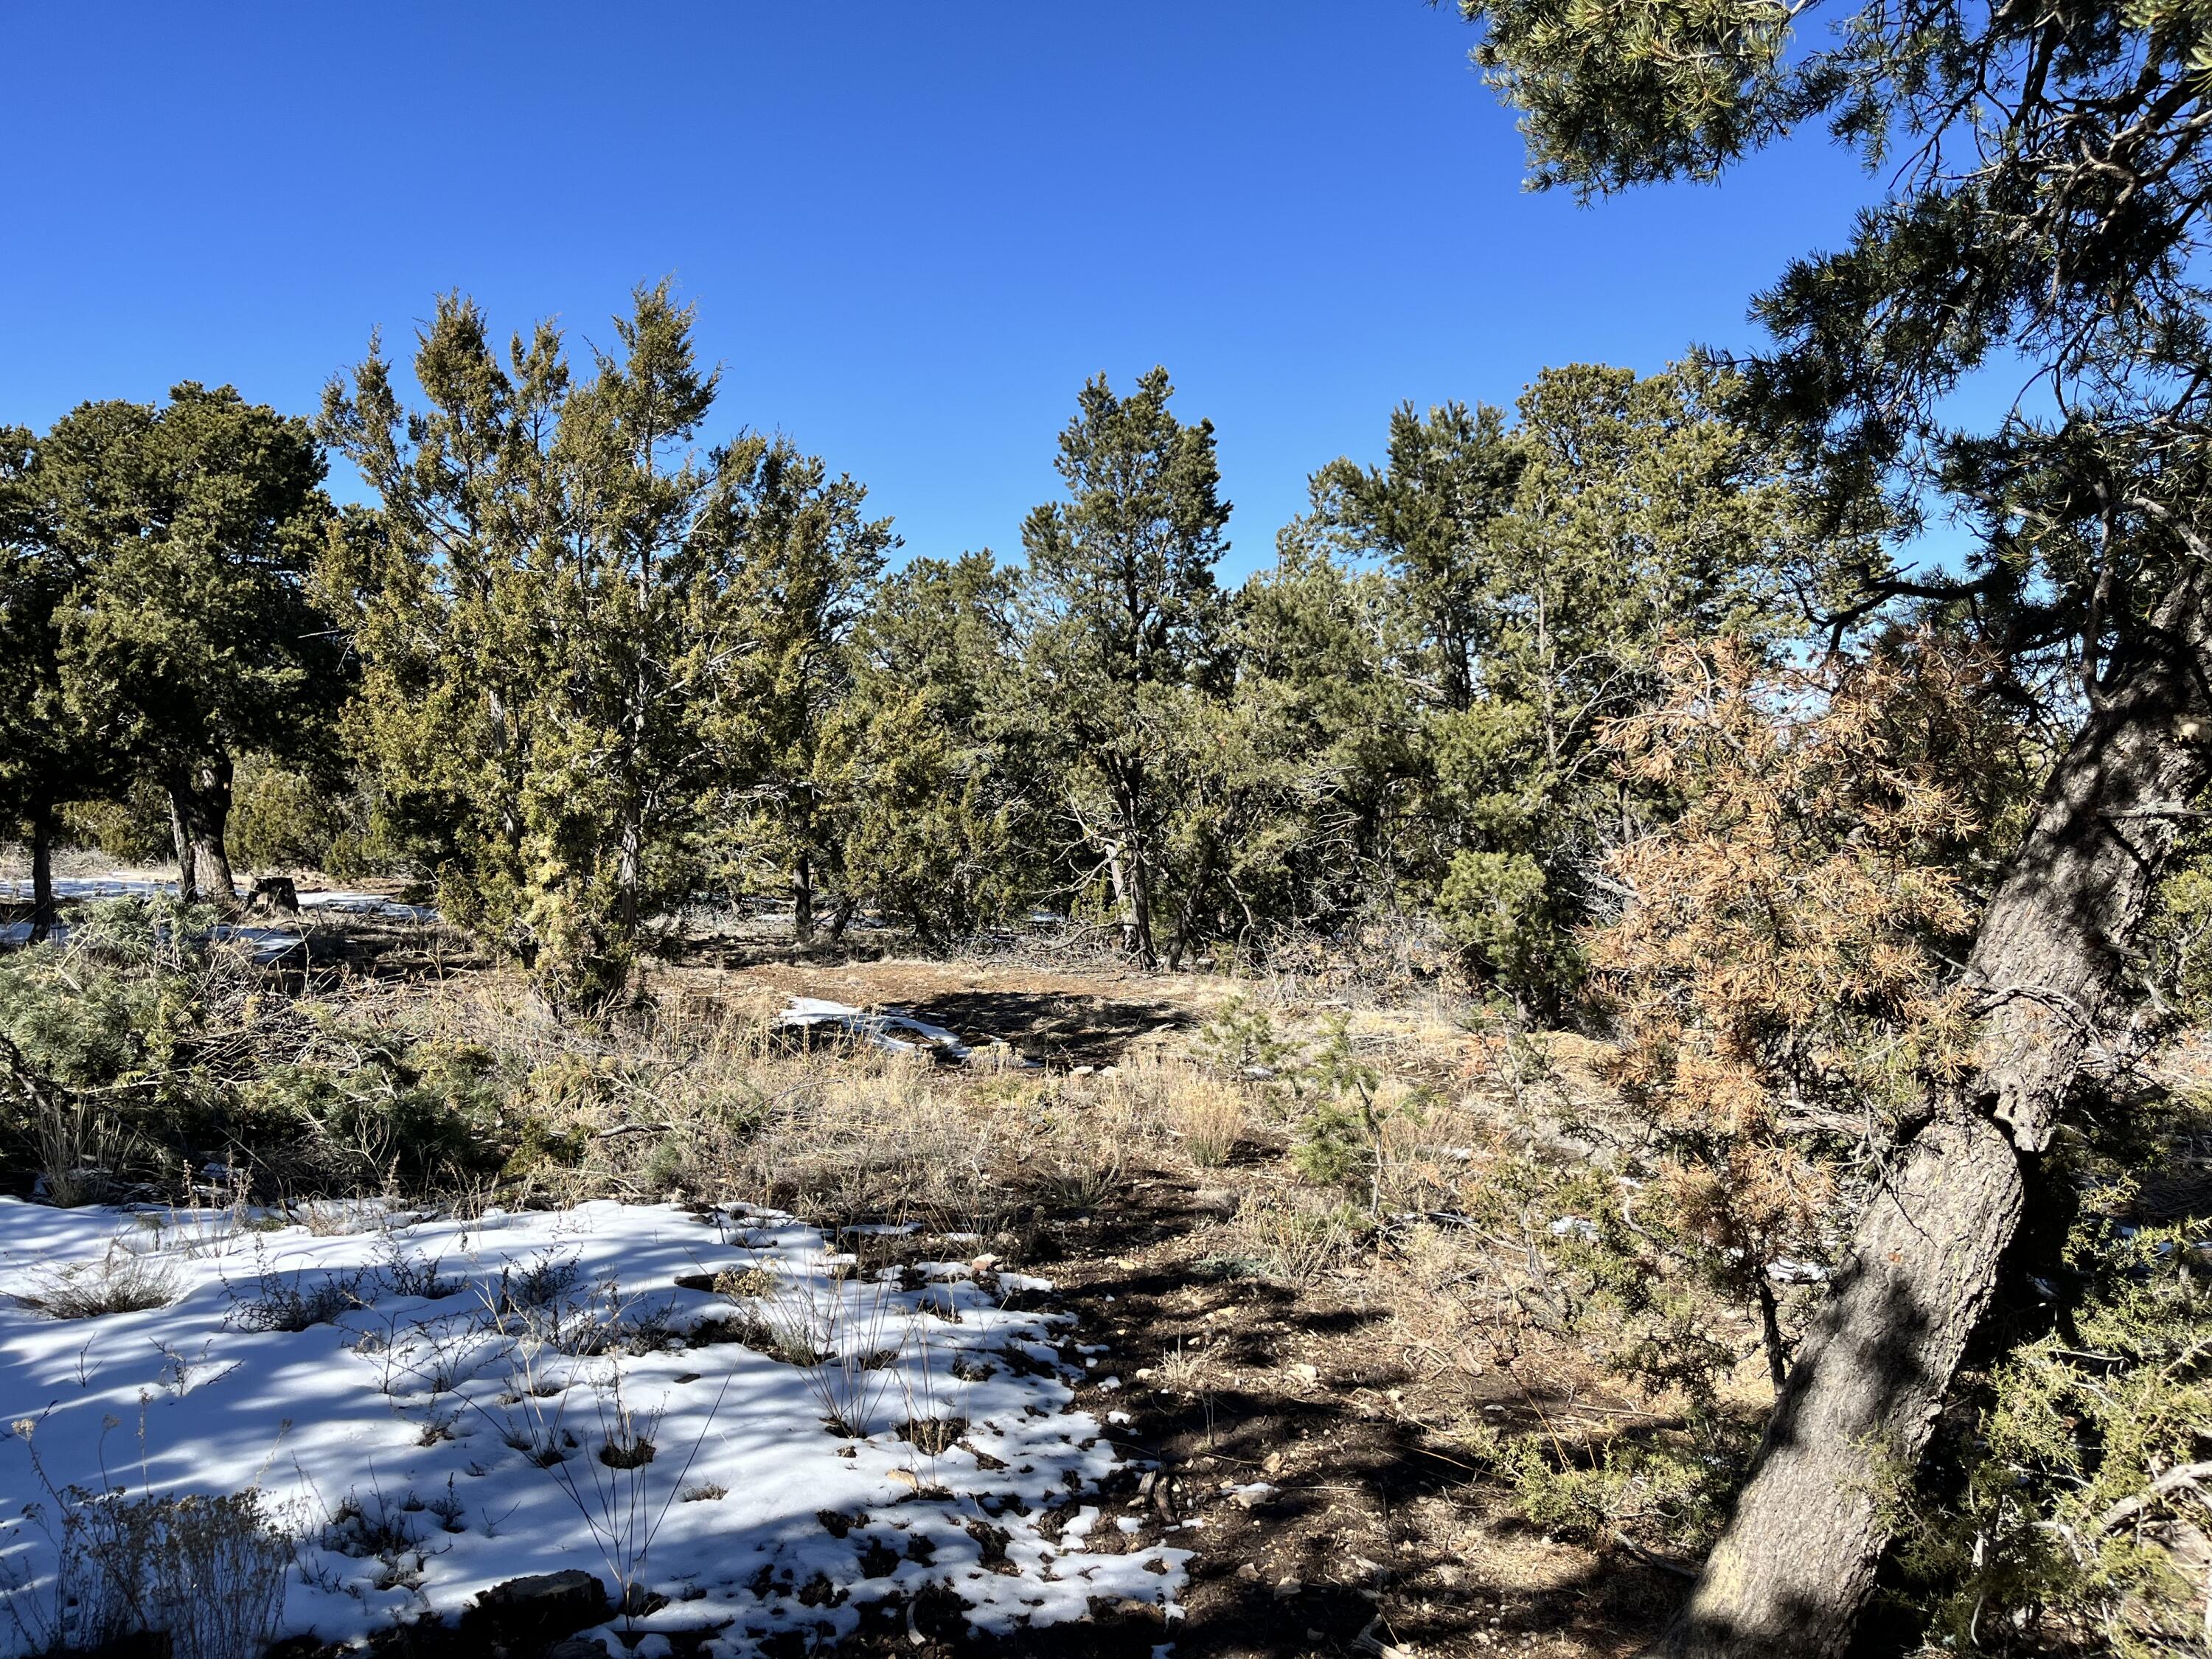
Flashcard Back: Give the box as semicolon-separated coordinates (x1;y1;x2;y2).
59;779;174;866
243;1029;511;1192
1192;993;1301;1079
229;759;344;873
1436;848;1578;1005
1893;1215;2212;1655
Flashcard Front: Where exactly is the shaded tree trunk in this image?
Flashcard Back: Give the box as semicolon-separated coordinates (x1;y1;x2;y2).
793;848;815;943
167;757;240;918
28;796;57;944
1652;569;2212;1658
616;803;644;935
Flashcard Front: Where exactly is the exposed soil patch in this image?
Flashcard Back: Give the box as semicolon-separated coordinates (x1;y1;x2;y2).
987;1172;1681;1659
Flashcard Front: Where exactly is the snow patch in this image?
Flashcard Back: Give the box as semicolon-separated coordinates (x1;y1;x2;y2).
776;998;971;1062
0;1197;1183;1654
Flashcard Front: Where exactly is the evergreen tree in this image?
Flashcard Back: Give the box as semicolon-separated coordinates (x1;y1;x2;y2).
713;439;897;942
834;552;1040;945
0;423;85;939
1018;368;1234;964
34;386;338;914
1215;538;1413;939
322;283;766;1002
1316;398;1523;717
1447;0;2212;1646
1313;363;1830;1003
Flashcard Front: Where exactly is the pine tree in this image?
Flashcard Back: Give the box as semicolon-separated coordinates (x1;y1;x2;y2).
1446;0;2212;1645
1018;369;1234;964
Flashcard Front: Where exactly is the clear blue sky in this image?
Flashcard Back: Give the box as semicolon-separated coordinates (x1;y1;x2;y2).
3;1;1893;579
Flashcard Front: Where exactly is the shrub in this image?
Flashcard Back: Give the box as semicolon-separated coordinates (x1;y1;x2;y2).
1;1441;293;1659
228;1255;371;1332
229;757;345;873
15;1246;180;1318
1893;1210;2212;1655
1192;993;1300;1080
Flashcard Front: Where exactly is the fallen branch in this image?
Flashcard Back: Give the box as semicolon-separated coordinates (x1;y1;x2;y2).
2090;1461;2212;1538
1612;1530;1700;1579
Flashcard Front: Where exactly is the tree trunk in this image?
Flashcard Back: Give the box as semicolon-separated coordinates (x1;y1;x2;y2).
1126;852;1155;964
28;796;57;944
793;849;815;944
1652;571;2212;1658
616;804;644;936
167;757;240;919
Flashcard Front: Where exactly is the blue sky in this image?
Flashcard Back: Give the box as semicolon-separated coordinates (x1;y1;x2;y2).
3;1;1894;579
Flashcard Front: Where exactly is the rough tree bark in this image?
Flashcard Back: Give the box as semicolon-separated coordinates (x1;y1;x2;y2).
27;795;57;944
1652;570;2212;1659
167;756;240;917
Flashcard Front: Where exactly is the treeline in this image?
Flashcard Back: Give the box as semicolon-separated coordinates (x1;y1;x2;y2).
4;281;1850;1004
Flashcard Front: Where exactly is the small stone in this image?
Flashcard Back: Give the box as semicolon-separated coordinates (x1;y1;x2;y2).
1262;1451;1284;1475
1234;1562;1260;1582
1291;1363;1320;1385
1273;1576;1303;1598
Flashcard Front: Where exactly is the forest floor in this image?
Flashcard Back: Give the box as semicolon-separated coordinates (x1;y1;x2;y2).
684;945;1687;1659
0;881;1709;1659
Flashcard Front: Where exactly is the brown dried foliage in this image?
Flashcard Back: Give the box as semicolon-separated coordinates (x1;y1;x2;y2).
1590;634;2028;1305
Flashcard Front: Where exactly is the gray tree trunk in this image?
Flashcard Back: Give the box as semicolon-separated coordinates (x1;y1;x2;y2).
1652;570;2212;1658
167;757;240;919
793;848;815;943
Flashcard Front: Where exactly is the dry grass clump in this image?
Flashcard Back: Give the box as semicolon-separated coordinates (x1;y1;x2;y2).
1225;1193;1358;1287
712;1265;780;1299
16;1246;181;1319
0;1453;294;1659
1166;1075;1248;1167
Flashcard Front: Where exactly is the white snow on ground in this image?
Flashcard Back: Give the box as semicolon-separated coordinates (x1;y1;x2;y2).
0;1197;1183;1654
0;877;434;923
0;880;436;959
776;998;973;1062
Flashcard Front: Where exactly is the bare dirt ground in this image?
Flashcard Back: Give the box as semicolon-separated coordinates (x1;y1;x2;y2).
697;952;1684;1659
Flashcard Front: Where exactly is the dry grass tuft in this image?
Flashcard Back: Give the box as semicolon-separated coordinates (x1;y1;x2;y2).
17;1247;181;1319
1167;1077;1248;1167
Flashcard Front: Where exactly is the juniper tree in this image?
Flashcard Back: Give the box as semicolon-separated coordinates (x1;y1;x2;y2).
832;552;1040;946
0;424;82;938
31;386;337;914
1442;0;2212;1649
1313;364;1829;1003
1018;369;1234;964
712;439;896;942
1230;536;1415;928
321;283;768;1002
